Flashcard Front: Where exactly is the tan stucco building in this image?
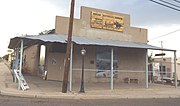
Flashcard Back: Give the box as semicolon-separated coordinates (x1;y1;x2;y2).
45;6;147;83
9;6;176;90
152;57;180;79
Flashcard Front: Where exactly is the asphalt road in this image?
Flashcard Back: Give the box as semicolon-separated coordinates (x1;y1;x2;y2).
0;95;180;106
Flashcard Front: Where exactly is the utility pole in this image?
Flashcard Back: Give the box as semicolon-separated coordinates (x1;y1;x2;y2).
160;41;165;77
62;0;75;93
160;41;164;54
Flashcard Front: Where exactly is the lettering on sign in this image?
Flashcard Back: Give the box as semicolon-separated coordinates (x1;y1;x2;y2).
90;12;103;29
103;13;114;30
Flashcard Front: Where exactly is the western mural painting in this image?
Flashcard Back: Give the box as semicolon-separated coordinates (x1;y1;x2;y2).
91;11;124;32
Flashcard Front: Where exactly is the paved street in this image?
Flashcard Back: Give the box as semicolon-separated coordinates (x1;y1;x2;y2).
0;95;180;106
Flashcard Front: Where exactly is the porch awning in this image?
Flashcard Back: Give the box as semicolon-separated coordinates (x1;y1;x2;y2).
8;34;175;51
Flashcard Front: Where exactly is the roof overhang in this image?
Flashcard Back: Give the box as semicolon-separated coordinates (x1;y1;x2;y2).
8;34;175;51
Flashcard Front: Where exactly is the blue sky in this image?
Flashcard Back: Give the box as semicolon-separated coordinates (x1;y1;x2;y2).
0;0;180;56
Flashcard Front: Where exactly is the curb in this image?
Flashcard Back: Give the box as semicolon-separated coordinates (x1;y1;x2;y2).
1;89;180;99
0;90;75;99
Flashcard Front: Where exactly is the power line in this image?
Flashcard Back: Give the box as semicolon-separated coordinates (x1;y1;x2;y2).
158;0;180;9
149;0;180;12
149;28;180;41
173;0;180;4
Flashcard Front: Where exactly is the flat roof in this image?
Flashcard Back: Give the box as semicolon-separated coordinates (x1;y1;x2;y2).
8;34;175;51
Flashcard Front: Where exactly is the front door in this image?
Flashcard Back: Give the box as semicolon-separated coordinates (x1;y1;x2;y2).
47;53;65;81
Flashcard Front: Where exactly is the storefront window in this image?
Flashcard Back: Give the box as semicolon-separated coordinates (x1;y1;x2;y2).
160;66;166;75
96;47;118;78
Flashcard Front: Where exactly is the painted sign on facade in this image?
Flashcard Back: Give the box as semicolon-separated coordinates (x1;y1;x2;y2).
91;11;124;32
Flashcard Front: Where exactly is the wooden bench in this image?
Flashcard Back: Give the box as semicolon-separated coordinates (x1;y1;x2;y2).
124;77;139;84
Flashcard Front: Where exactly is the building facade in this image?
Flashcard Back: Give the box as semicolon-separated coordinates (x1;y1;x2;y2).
152;57;180;79
42;6;148;84
10;6;176;90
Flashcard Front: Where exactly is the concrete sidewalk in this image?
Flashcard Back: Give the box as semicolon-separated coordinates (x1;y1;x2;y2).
1;60;180;99
0;61;13;91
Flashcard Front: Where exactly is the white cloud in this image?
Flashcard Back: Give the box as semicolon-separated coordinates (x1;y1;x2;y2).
0;0;59;56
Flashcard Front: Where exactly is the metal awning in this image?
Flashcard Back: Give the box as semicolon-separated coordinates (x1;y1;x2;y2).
8;34;175;51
